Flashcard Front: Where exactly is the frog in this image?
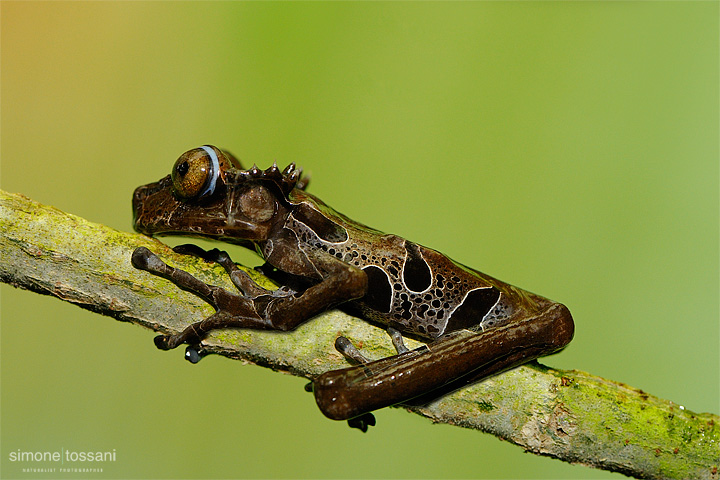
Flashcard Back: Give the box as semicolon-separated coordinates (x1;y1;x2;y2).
131;145;574;431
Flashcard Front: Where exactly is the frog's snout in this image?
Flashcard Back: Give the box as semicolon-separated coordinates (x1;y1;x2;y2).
132;176;172;234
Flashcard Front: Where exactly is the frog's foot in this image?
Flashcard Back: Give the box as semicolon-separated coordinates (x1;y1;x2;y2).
332;330;413;433
132;247;273;352
347;413;376;433
334;327;410;366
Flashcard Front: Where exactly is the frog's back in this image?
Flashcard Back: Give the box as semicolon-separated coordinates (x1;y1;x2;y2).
284;190;551;339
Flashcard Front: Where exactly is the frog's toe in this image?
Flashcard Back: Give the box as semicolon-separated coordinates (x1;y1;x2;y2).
131;247;152;269
154;334;172;350
347;413;376;433
172;244;207;257
213;250;232;263
132;247;169;274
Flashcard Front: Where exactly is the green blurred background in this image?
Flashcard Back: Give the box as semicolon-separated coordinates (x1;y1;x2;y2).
1;2;717;479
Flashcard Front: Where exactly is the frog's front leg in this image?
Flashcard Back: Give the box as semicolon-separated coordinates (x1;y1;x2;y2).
171;244;274;298
131;246;368;351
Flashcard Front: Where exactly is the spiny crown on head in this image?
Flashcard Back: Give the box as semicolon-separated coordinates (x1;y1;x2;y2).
232;161;303;197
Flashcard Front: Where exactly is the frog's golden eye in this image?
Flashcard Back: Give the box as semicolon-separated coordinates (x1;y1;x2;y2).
171;146;223;199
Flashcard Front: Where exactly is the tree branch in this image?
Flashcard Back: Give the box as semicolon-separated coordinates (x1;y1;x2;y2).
1;189;717;480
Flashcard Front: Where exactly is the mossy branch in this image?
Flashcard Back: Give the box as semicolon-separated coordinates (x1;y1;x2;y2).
1;189;717;480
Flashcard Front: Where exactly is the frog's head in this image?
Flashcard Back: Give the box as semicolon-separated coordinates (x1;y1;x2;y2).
132;145;304;244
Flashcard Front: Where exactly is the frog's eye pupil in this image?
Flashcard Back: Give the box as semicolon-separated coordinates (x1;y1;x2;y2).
176;161;189;176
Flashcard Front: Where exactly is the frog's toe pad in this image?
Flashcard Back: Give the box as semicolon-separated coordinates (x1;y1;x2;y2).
132;247;167;273
184;346;203;364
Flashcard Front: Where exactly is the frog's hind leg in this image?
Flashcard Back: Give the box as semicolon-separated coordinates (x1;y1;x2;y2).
313;304;573;422
330;327;415;432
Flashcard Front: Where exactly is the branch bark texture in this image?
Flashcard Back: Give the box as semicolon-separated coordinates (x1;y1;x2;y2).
1;189;717;480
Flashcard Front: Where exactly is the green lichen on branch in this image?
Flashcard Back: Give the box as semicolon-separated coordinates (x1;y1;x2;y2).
0;189;717;480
